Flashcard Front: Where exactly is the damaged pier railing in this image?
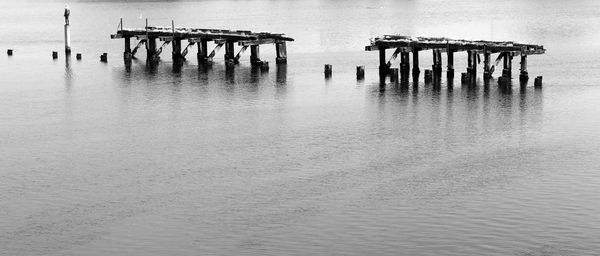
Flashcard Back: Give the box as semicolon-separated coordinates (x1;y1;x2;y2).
111;19;294;66
366;35;545;85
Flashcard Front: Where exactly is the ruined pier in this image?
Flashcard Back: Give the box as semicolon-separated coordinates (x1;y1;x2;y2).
111;19;294;66
366;35;545;86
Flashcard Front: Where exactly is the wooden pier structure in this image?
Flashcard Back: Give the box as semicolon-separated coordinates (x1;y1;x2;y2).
366;35;545;85
111;19;294;66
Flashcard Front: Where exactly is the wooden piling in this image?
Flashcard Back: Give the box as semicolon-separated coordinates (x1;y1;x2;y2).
250;45;261;66
172;39;183;62
147;37;158;60
7;49;13;56
412;49;420;76
64;23;71;55
432;49;442;76
390;68;399;82
197;39;208;63
379;48;388;77
275;42;287;64
100;52;108;62
224;41;235;63
472;51;477;80
447;49;454;78
483;50;491;79
400;52;410;82
76;53;82;60
324;64;332;77
424;69;433;83
520;55;528;82
534;76;543;88
124;36;132;60
52;51;58;59
356;65;365;80
261;61;269;72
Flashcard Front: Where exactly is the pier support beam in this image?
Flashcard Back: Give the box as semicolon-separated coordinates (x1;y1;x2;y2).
172;39;183;62
483;51;491;79
520;55;528;82
447;49;454;78
472;51;477;80
146;37;158;61
379;48;388;79
197;39;209;63
275;42;287;64
224;41;235;63
400;52;410;82
124;36;133;61
412;49;420;76
250;45;261;66
432;49;442;77
466;50;474;80
502;52;512;78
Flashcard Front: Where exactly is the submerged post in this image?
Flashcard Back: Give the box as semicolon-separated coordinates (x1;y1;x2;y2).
64;4;71;55
275;42;287;64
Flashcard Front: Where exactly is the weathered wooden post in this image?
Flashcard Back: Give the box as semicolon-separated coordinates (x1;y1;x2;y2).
483;47;491;79
224;40;235;64
424;69;433;83
432;49;442;77
390;68;399;83
324;64;332;78
534;76;543;88
100;52;108;62
275;42;287;64
64;5;71;55
519;54;528;82
197;39;208;63
466;50;473;79
400;52;410;82
471;51;477;80
412;48;420;76
52;51;58;59
146;37;158;60
76;53;82;60
250;45;261;66
502;52;511;78
379;48;388;78
7;49;13;56
356;66;365;80
172;39;183;61
447;47;454;78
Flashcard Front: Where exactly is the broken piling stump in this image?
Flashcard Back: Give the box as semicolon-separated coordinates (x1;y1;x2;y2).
534;76;543;88
324;64;332;78
52;51;58;59
356;66;365;80
7;49;13;56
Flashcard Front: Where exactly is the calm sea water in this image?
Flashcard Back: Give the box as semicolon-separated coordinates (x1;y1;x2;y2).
2;0;600;255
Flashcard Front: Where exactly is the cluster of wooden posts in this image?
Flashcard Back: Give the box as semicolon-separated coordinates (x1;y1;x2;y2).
111;19;293;69
362;35;546;88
